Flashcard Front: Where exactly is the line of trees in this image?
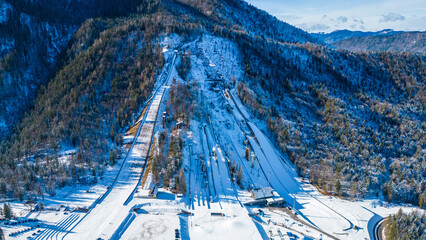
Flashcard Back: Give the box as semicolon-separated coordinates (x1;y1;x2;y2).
386;209;425;240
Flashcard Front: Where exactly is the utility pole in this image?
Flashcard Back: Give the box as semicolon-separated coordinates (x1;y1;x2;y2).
293;193;297;214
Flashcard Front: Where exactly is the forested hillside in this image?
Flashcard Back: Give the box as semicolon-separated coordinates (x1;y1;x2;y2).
0;0;76;139
0;0;159;139
234;34;425;205
0;0;174;198
0;0;424;211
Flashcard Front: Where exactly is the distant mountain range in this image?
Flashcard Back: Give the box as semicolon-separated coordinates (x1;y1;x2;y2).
313;30;426;54
312;29;403;44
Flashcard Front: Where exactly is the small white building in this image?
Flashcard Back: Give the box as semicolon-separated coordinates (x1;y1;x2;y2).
251;187;275;200
136;185;158;198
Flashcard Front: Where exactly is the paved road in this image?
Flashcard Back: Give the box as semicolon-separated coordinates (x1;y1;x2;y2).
375;218;387;240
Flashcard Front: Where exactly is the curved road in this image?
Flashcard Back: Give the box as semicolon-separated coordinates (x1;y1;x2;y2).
373;218;386;240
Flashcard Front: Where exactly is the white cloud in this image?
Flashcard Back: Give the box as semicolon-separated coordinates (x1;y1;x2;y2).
245;0;426;32
380;12;406;22
337;16;348;23
297;22;331;32
354;19;365;24
276;14;302;21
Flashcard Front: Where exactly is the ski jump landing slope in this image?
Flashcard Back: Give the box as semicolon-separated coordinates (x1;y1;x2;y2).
188;122;262;240
229;89;352;234
63;87;166;240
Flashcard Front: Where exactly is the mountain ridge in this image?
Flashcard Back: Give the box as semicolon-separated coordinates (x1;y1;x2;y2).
313;29;426;54
332;31;426;54
313;29;403;44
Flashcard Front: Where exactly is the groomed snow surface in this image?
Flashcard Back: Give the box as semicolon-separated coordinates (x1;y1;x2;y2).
185;120;262;240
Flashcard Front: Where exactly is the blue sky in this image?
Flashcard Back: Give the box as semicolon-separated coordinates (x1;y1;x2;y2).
245;0;426;33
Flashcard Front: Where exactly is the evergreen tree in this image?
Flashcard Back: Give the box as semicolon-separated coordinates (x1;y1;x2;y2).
388;221;397;239
387;181;393;203
336;179;341;194
237;166;243;186
3;203;12;220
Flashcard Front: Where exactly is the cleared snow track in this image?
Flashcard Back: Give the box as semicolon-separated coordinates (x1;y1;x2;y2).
184;85;262;239
34;214;80;240
188;122;263;240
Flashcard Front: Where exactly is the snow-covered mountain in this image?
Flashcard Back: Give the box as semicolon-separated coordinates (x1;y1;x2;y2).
313;29;426;53
332;31;426;54
312;29;403;44
0;1;424;238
